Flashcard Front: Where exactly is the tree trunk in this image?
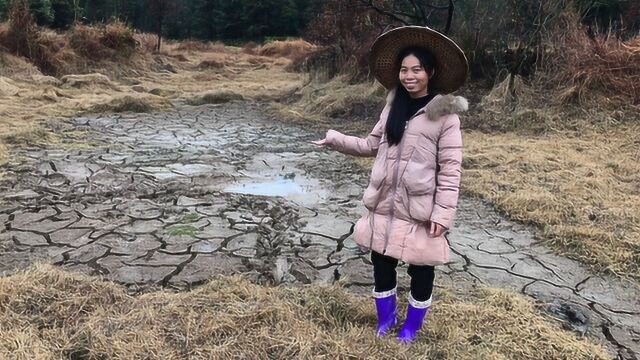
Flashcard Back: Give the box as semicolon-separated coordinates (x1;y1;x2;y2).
156;12;163;52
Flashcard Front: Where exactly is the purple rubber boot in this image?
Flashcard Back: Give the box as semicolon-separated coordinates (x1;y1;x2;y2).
373;287;397;337
397;294;431;344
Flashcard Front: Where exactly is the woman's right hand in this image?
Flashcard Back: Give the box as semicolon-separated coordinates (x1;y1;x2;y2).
310;138;327;147
311;130;331;147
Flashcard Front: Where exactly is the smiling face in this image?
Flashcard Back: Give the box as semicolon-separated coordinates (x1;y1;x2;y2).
399;54;429;98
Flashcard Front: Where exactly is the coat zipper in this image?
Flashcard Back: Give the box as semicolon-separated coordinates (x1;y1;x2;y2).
381;97;439;255
381;127;405;255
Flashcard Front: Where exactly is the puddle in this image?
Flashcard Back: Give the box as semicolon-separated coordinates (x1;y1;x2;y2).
225;179;308;197
221;152;331;206
224;175;328;207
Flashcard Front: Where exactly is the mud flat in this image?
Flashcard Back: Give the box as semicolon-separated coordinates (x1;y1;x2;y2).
0;103;637;359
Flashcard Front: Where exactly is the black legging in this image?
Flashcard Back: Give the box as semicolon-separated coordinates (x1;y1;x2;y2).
371;251;435;302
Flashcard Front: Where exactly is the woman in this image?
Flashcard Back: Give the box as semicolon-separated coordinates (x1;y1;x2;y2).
312;26;468;343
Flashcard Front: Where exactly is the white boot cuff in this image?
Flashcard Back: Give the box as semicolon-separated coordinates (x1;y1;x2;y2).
372;286;397;298
408;293;432;309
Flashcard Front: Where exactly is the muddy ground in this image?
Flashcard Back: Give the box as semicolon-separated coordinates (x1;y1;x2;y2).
0;103;638;359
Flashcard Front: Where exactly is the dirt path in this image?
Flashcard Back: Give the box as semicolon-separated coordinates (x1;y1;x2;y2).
0;103;638;359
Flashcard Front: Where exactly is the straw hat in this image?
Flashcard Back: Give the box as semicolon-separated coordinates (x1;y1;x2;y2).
369;26;468;94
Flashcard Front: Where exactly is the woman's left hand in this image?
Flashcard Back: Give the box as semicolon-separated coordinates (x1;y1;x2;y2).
429;221;446;237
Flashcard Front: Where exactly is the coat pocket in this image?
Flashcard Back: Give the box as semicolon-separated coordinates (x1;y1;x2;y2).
406;193;434;223
401;144;437;196
402;223;450;266
353;215;373;250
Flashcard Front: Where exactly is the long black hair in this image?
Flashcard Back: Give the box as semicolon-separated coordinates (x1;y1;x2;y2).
385;47;437;146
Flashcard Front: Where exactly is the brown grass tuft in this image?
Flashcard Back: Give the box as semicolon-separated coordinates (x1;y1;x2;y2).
187;91;244;106
197;58;225;69
69;21;137;62
269;76;386;131
168;53;189;62
0;264;608;359
1;0;62;75
101;21;138;57
0;14;140;76
4;0;38;57
545;12;640;105
258;39;317;60
172;40;222;52
88;96;172;114
134;32;159;53
242;41;259;55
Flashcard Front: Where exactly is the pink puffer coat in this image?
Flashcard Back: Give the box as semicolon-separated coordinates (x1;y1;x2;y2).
325;90;467;265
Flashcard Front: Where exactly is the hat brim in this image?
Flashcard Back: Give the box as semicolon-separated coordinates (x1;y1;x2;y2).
369;26;468;94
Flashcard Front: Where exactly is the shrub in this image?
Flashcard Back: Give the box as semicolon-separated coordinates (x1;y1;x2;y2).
304;0;385;81
543;11;640;105
69;24;113;61
69;20;137;61
101;20;137;57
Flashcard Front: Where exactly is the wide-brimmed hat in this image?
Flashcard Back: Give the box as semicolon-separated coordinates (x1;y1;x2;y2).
369;26;468;94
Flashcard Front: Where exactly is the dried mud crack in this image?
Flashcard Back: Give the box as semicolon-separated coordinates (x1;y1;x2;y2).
0;103;638;359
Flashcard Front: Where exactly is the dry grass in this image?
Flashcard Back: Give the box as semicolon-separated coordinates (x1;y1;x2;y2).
0;5;140;77
544;12;640;105
197;58;225;69
258;39;318;60
170;40;225;53
269;75;386;130
88;95;172;113
0;51;41;79
463;125;640;279
463;72;640;278
0;264;608;360
186;91;244;106
0;36;305;172
134;33;159;53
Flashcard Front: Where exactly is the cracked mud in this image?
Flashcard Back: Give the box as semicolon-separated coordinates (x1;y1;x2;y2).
1;103;638;359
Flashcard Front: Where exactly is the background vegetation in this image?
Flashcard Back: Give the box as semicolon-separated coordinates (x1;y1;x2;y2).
0;0;325;40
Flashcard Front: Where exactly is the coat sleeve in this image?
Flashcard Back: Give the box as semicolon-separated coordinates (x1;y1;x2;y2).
324;107;387;157
430;114;462;229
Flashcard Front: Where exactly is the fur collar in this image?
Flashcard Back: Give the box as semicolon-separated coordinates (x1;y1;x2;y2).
385;88;468;119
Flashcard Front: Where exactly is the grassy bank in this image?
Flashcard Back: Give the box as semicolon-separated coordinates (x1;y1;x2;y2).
0;264;608;359
463;126;640;278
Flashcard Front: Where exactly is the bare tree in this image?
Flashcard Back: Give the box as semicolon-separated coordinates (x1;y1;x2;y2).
71;0;80;22
146;0;176;52
358;0;455;34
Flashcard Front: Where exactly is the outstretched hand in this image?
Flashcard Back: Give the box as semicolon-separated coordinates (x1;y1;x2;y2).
310;138;328;147
429;221;446;237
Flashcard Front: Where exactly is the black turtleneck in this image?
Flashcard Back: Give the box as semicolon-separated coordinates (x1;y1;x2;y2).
407;93;437;119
